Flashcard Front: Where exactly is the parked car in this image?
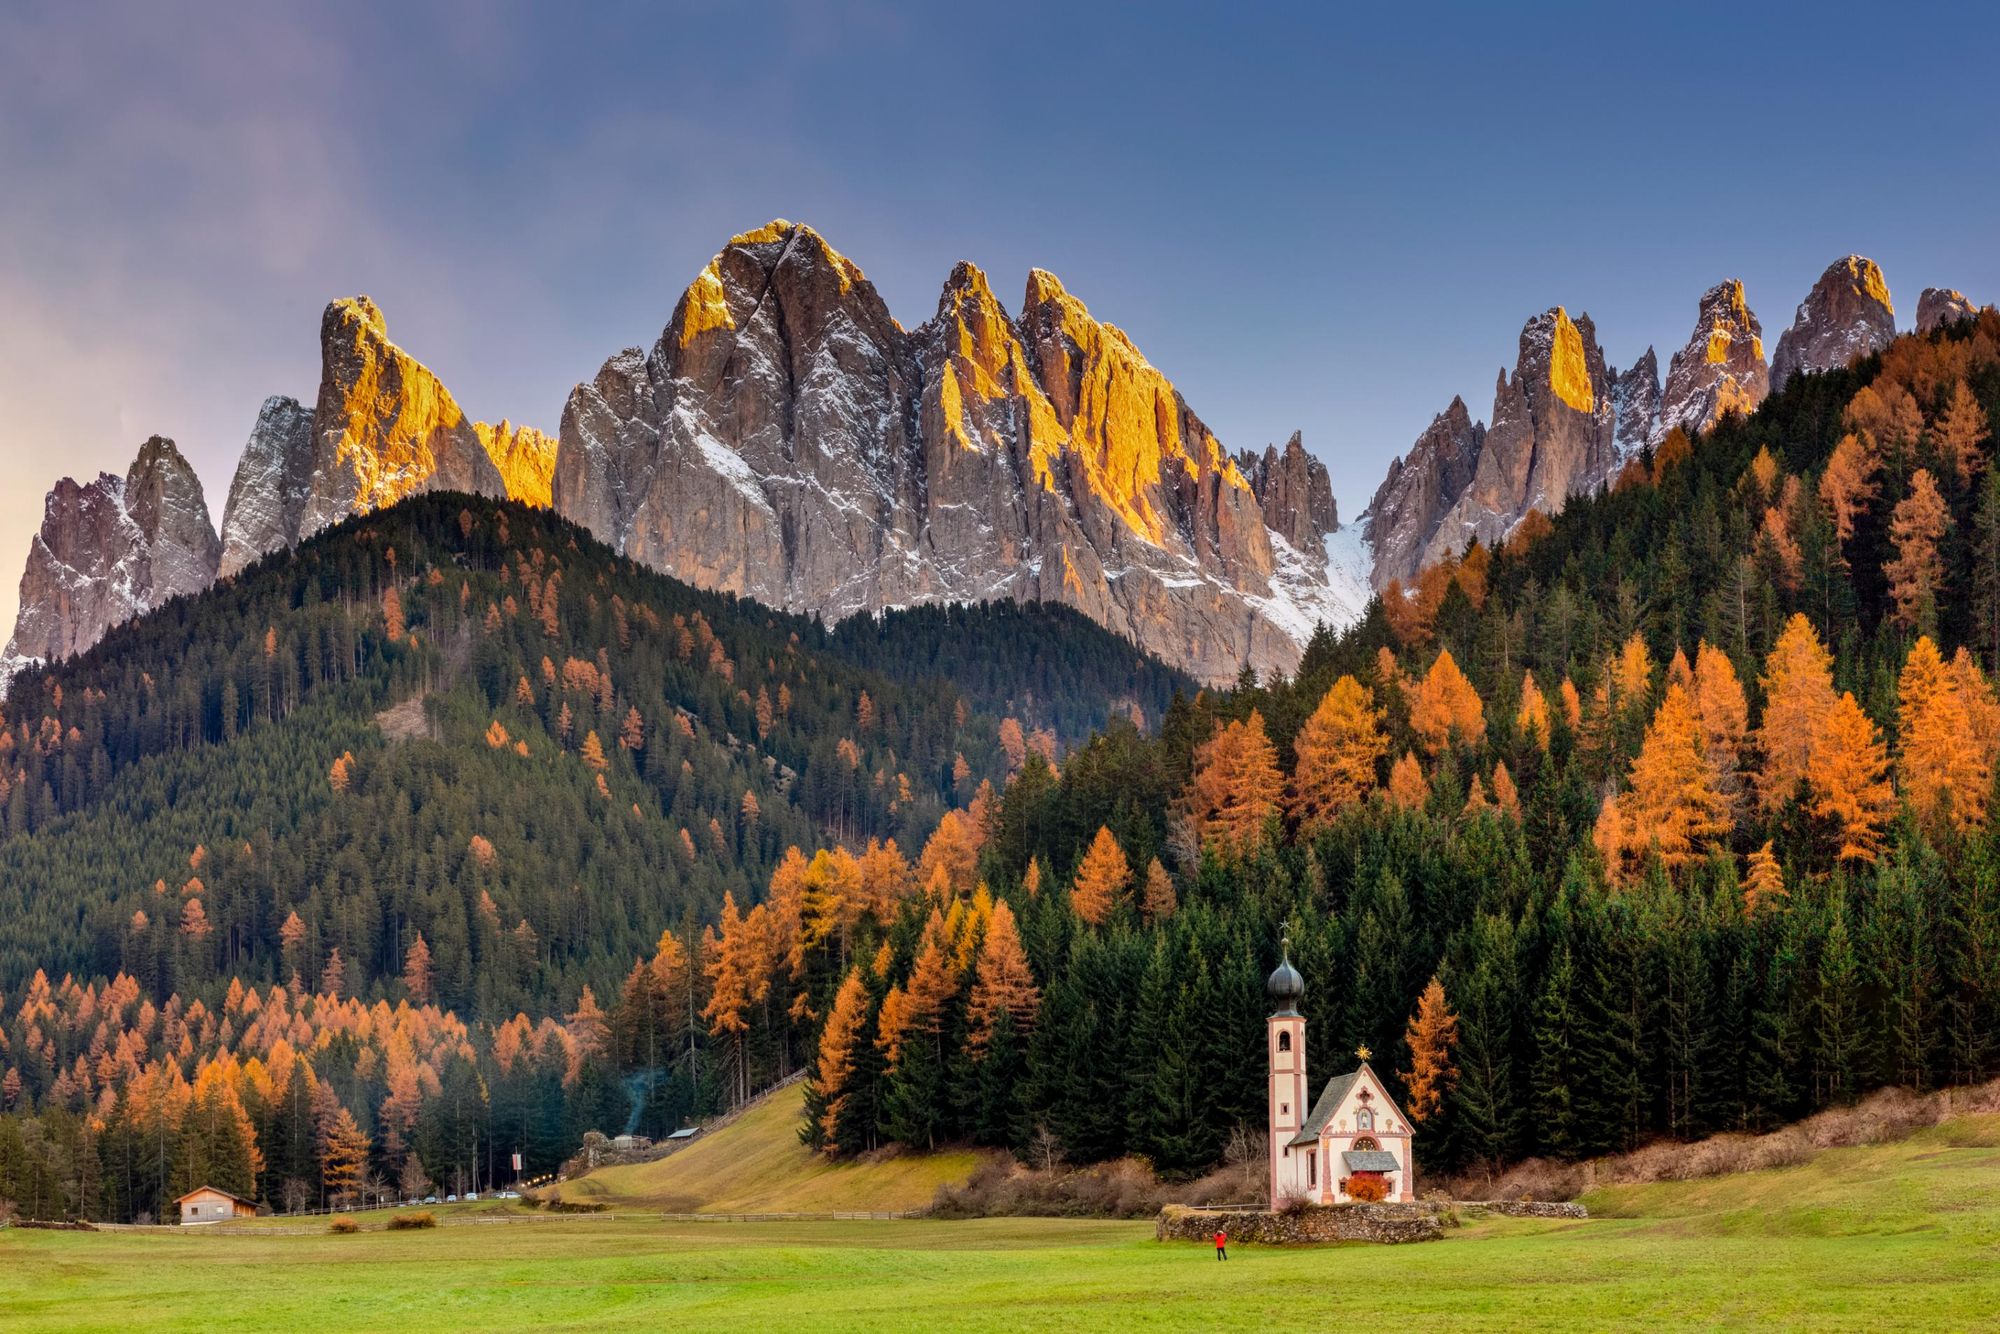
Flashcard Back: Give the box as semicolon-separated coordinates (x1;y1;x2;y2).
464;1193;479;1202
445;1194;458;1202
423;1195;437;1204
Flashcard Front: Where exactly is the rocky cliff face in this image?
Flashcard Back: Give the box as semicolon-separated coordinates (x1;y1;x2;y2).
218;395;315;578
217;300;549;578
1656;280;1768;443
300;297;506;539
1362;398;1484;590
1240;433;1339;552
1917;287;1980;334
1364;309;1617;589
553;221;1365;681
1610;348;1661;457
473;421;559;509
2;437;220;683
1769;256;1896;392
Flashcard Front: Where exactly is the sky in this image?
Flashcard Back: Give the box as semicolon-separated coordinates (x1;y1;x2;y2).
2;0;1997;640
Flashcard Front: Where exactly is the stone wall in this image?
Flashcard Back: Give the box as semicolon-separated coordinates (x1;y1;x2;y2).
1157;1203;1441;1245
1458;1200;1588;1220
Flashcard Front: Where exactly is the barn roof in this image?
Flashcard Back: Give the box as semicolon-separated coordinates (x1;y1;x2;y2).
174;1185;255;1206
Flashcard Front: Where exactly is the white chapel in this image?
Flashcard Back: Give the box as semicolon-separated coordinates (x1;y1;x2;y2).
1266;937;1416;1208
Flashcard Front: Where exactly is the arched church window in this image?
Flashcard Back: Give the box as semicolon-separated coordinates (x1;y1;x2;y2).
1277;1031;1291;1053
1351;1135;1379;1152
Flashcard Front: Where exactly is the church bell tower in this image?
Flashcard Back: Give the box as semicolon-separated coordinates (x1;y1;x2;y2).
1266;933;1308;1209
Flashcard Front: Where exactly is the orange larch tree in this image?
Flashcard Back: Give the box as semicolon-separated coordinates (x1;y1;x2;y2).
1408;650;1487;754
1754;614;1839;814
1623;682;1731;872
1885;469;1951;631
1399;975;1459;1125
1933;378;1991;485
1387;751;1428;811
1811;691;1896;865
1691;642;1750;815
1141;857;1178;921
1517;670;1550;749
1287;675;1388;833
1742;840;1788;915
1897;636;1991;836
809;969;870;1152
966;900;1040;1053
1180;711;1284;853
1069;826;1132;926
1818;433;1880;544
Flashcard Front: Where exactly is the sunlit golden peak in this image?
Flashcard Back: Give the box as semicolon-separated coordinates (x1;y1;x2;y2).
1547;308;1594;413
729;219;795;247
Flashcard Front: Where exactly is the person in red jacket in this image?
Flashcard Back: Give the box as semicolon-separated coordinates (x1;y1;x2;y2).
1213;1228;1227;1261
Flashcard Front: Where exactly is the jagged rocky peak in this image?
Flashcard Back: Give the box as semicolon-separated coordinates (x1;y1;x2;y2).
300;295;506;539
473;420;559;508
2;436;220;679
555;220;1366;682
1239;433;1339;552
218;395;315;578
1610;348;1661;457
1769;256;1896;392
1917;287;1981;334
1363;306;1619;591
1656;279;1768;444
1362;395;1486;590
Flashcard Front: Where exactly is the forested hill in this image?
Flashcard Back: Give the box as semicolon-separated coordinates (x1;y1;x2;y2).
0;492;1189;1013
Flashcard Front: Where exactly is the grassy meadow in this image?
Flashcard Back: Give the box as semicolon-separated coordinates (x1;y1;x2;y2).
550;1083;990;1215
6;1117;2000;1331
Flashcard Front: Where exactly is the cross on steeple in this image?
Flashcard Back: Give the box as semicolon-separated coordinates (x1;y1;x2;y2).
1355;1044;1372;1063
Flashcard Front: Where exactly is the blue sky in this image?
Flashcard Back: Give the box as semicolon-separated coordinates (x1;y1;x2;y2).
2;1;1996;634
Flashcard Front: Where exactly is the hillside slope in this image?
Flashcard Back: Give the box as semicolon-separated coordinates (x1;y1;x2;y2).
555;1081;988;1214
0;492;1188;1013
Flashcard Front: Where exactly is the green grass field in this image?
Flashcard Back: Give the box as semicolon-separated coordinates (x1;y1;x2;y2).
551;1082;990;1214
7;1117;2000;1331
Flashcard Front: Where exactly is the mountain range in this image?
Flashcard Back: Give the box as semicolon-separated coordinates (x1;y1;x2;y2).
1;231;1988;692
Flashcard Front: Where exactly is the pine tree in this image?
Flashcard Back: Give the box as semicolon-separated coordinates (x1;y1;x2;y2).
1287;675;1388;833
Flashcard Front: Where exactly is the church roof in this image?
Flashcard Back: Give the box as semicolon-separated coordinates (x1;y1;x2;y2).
1342;1150;1401;1173
1287;1062;1411;1148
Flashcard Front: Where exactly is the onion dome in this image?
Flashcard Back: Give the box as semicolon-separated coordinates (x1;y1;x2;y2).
1267;934;1304;1016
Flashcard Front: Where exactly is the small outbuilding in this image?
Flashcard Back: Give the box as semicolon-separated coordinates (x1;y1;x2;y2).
175;1185;257;1224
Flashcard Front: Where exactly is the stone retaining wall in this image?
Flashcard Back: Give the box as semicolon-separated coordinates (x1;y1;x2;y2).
1458;1200;1588;1220
1157;1203;1441;1245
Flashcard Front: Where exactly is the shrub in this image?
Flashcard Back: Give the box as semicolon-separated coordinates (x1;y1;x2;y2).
328;1215;359;1234
1276;1194;1315;1218
1345;1173;1390;1202
387;1211;437;1230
